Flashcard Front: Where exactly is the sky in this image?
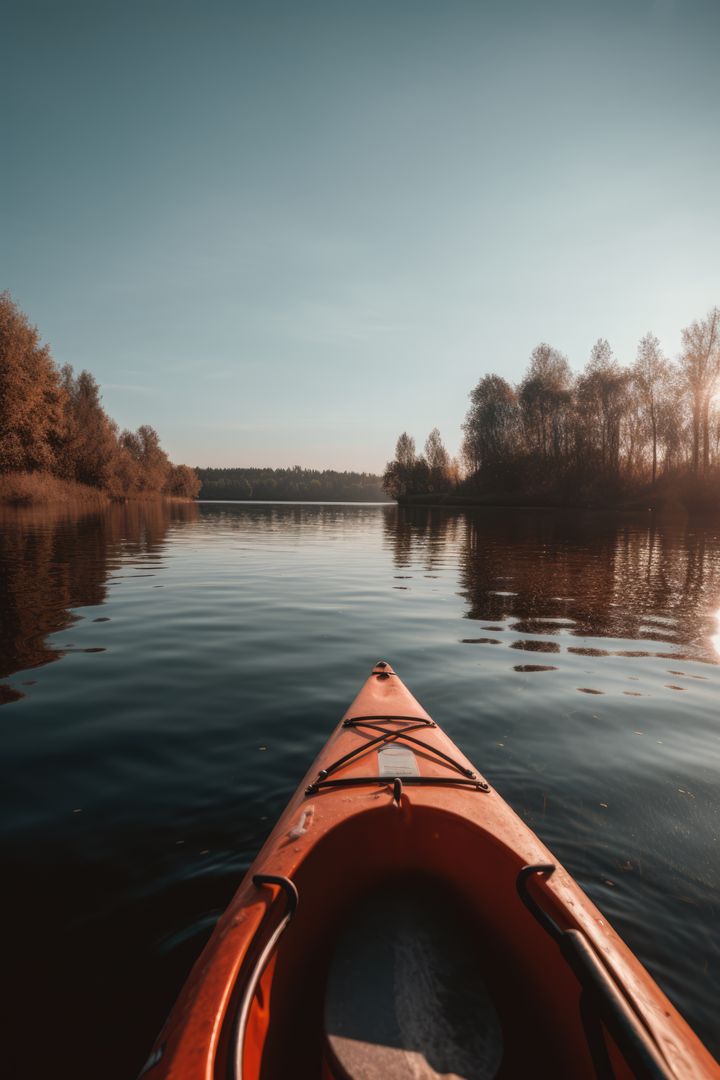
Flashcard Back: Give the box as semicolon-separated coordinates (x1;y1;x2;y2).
2;0;720;471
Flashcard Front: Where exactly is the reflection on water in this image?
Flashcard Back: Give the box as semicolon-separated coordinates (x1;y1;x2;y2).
0;501;198;697
712;608;720;657
0;501;718;1076
388;506;720;663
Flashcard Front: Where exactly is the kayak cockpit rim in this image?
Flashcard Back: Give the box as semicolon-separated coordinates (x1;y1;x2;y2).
232;874;298;1080
228;863;677;1080
518;864;676;1079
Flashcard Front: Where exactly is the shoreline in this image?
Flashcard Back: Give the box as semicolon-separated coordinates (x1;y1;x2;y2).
396;490;717;514
0;472;196;508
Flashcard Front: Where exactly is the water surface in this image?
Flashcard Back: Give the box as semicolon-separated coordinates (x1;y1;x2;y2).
0;501;718;1076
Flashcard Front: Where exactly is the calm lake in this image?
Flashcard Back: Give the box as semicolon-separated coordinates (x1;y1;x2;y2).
1;500;718;1076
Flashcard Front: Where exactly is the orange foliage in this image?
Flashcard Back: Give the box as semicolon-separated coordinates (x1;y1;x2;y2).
0;293;199;503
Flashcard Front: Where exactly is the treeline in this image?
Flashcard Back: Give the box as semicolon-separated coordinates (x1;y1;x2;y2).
0;293;199;500
198;466;389;501
384;307;720;506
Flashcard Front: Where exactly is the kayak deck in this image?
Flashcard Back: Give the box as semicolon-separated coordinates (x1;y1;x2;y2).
144;662;719;1080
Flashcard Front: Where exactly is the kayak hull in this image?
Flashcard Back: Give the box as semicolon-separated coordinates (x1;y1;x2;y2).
143;663;718;1080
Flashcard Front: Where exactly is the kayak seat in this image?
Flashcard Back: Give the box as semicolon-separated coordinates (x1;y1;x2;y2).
323;878;504;1080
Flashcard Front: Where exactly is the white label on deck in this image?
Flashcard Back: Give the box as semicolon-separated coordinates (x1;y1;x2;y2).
378;745;420;777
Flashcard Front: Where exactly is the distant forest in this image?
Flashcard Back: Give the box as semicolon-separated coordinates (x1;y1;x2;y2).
384;307;720;509
0;294;200;503
197;467;389;501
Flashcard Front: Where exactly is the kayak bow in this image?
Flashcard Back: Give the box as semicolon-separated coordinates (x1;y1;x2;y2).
143;662;718;1080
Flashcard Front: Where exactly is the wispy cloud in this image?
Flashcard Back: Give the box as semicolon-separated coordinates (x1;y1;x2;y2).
189;416;366;432
103;383;157;394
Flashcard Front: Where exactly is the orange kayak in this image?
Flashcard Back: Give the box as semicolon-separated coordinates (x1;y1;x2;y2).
142;662;718;1080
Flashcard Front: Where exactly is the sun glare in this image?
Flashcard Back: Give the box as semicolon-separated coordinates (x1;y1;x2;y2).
712;608;720;657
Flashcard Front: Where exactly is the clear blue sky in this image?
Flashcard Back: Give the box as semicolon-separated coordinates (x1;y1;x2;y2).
2;0;719;471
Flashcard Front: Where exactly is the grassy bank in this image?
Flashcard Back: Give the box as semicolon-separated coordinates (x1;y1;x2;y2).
0;472;111;507
0;472;202;507
0;473;202;508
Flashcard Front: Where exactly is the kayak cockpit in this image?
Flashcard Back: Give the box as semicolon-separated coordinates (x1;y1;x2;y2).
324;877;503;1080
227;803;673;1080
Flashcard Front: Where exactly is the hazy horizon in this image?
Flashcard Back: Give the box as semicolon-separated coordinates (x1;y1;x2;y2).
3;0;720;471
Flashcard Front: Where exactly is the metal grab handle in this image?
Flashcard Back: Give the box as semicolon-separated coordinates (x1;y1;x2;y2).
517;865;673;1080
232;874;298;1080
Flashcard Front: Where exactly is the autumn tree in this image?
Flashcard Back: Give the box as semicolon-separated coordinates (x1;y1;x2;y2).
164;463;201;498
710;403;720;466
121;425;171;493
382;432;430;498
632;334;676;483
424;428;452;491
382;433;411;498
519;344;572;462
0;294;199;501
58;366;126;491
680;308;720;474
462;375;519;475
0;292;66;473
395;433;416;473
575;340;627;479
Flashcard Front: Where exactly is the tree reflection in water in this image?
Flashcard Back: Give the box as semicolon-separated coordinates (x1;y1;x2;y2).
385;506;720;663
0;500;199;701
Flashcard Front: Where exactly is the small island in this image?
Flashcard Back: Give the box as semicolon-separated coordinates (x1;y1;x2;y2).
382;310;720;513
